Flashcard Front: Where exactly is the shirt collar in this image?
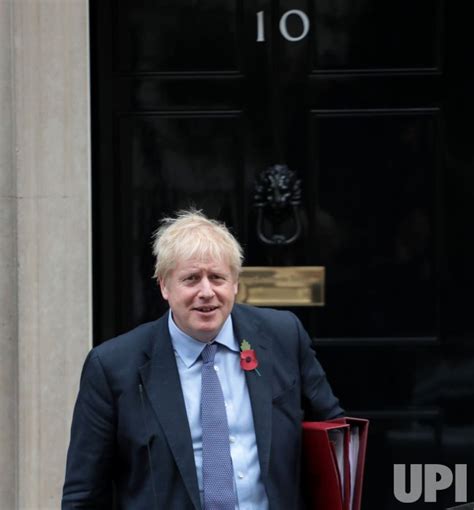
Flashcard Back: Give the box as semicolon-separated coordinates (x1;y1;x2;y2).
168;311;239;368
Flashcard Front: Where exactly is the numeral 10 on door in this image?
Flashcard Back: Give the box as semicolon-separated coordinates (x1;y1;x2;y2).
256;10;310;42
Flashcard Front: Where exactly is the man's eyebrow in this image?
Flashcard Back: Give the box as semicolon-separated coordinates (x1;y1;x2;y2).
179;270;200;276
210;269;230;275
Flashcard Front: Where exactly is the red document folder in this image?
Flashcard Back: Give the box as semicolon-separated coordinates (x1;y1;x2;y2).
302;417;369;510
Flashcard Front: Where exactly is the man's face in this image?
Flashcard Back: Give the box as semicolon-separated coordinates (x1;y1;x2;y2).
160;257;238;343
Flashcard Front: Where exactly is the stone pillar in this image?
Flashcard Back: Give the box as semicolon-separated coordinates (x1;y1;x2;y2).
0;0;18;508
0;0;92;508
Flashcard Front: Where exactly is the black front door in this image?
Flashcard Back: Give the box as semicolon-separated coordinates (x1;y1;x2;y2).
91;1;474;507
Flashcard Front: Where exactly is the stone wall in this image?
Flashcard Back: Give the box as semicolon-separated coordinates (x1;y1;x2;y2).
0;1;91;508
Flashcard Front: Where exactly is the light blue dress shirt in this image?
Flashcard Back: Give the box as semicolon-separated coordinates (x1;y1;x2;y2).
168;312;269;510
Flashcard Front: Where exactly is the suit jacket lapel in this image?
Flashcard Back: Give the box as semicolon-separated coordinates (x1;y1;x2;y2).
232;305;273;481
138;314;201;510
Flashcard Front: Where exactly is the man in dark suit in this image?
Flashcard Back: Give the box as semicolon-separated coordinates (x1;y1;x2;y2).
62;210;343;510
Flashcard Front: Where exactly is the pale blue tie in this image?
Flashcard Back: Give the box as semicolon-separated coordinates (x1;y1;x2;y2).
201;342;236;510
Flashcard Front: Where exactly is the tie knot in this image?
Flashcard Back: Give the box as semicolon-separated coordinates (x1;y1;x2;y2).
201;342;218;364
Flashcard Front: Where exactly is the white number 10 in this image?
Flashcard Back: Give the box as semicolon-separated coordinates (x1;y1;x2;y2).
256;10;310;42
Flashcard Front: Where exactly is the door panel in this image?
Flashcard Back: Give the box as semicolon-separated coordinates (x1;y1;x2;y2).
311;109;439;338
310;0;442;71
115;0;241;72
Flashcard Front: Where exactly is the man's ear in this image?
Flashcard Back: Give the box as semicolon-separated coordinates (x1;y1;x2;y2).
233;280;238;296
159;278;169;300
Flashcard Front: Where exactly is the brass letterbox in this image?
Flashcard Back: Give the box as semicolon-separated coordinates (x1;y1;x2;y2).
237;266;325;307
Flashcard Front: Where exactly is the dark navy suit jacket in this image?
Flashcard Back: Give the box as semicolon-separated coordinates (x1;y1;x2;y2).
62;304;343;509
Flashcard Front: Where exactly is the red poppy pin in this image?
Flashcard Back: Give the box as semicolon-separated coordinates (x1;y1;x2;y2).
240;339;261;376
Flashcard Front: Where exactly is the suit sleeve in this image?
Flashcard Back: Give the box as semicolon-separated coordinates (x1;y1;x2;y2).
293;313;345;420
62;350;116;509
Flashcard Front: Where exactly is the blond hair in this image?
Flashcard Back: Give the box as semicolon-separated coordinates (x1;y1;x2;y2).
152;209;243;281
